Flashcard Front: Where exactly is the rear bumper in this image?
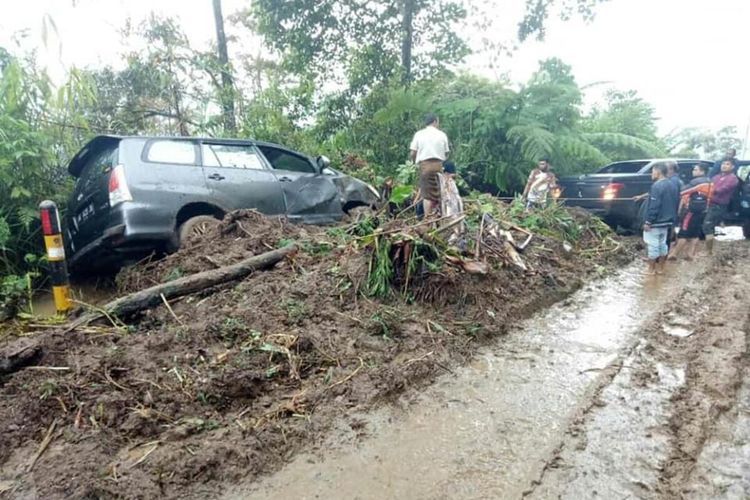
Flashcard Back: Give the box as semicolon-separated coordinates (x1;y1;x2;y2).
67;203;175;271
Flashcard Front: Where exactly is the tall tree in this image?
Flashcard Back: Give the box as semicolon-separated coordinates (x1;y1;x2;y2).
664;126;743;159
401;0;416;85
250;0;468;89
212;0;236;134
518;0;610;41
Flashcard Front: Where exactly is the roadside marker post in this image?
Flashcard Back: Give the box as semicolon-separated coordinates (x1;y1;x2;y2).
39;200;72;314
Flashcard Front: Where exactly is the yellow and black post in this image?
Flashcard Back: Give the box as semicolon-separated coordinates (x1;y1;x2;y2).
39;200;72;314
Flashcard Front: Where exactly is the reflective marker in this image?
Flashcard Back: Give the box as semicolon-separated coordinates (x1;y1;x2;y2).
39;200;72;314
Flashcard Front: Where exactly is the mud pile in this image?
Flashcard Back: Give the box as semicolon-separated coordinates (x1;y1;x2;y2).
0;207;634;499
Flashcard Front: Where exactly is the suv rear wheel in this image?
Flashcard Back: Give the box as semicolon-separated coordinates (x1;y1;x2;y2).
178;215;221;246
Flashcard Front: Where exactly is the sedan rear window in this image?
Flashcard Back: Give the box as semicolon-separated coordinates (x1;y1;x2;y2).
146;140;197;165
597;161;650;174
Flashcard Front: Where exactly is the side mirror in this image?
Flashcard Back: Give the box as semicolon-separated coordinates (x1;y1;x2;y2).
316;155;331;172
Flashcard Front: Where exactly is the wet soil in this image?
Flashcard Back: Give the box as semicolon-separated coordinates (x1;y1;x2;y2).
0;210;632;499
227;241;750;500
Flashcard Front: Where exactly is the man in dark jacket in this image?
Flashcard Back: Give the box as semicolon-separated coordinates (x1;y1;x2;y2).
703;159;740;255
665;161;683;249
643;164;679;274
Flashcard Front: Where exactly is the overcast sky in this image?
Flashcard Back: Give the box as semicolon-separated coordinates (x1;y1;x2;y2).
2;0;749;144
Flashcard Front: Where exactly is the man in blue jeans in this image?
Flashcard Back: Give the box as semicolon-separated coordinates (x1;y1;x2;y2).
643;164;679;274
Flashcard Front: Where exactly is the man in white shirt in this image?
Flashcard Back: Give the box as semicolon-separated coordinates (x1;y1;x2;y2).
522;158;556;210
410;113;450;216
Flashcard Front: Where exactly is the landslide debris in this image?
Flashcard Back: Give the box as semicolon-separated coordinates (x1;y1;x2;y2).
0;199;633;499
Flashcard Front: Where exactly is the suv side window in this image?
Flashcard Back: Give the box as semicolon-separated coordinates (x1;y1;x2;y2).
202;144;265;170
677;162;695;185
257;145;315;174
145;140;198;165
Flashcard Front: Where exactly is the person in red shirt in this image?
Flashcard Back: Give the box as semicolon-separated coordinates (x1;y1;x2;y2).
703;160;740;255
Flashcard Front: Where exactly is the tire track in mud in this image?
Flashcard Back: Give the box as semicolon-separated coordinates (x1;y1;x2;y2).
521;342;642;498
657;248;750;498
526;242;750;499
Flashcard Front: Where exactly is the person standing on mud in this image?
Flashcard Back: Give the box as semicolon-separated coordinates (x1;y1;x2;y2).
665;161;683;249
703;159;740;255
643;164;679;274
410;113;450;217
522;158;557;210
668;164;711;260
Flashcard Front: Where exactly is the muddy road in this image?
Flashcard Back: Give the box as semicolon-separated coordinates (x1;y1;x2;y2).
229;241;750;500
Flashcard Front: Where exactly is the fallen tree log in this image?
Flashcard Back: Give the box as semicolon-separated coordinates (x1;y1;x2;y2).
67;244;297;330
0;343;42;376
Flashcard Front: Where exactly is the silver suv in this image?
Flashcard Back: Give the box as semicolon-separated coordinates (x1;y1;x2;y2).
65;135;379;272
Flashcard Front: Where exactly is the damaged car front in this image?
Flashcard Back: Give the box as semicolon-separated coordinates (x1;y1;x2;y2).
269;153;380;224
319;156;381;213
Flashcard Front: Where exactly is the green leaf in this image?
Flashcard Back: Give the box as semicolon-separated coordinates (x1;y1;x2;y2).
389;185;414;205
10;186;31;199
0;216;10;248
259;343;286;354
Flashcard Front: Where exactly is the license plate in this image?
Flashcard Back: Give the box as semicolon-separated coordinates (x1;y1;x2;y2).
74;203;95;228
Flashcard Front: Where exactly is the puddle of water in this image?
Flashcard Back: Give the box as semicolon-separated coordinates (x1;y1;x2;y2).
715;226;745;242
663;324;694;338
30;282;114;318
28;291;58;317
226;262;701;500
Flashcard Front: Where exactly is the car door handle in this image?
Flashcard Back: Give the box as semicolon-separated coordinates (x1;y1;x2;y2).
279;176;293;182
208;173;225;181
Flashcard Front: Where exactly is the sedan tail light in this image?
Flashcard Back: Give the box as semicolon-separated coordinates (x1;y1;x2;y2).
602;183;625;201
109;164;133;207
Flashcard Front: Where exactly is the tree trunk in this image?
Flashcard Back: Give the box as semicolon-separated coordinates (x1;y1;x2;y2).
66;245;297;330
212;0;236;134
401;0;415;85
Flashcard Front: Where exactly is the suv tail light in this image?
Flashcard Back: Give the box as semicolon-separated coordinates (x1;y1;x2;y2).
602;183;624;201
109;164;133;206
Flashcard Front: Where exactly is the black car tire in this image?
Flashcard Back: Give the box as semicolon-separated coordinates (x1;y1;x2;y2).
178;215;221;247
743;220;750;240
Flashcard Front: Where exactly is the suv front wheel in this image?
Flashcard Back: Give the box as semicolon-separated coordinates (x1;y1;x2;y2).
178;215;221;247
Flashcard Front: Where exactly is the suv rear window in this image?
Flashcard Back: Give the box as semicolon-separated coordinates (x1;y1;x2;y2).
146;140;197;165
597;161;650;174
77;146;118;191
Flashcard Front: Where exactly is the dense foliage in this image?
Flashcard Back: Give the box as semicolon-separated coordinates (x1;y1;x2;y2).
0;3;744;315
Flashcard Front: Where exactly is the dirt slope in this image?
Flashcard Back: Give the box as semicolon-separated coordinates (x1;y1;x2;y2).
223;240;750;500
0;210;631;499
